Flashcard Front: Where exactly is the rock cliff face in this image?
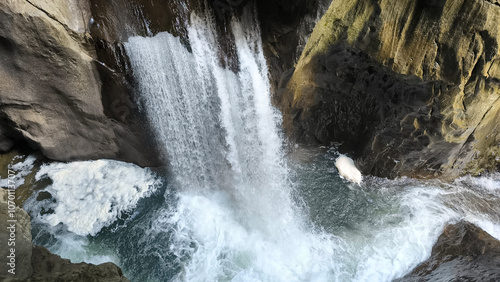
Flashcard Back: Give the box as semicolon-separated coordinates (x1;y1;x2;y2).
0;0;325;167
0;0;159;167
0;189;129;281
2;0;498;177
397;220;500;281
278;0;500;179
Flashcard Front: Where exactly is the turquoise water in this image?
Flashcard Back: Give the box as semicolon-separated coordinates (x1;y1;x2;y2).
20;4;500;281
25;148;500;281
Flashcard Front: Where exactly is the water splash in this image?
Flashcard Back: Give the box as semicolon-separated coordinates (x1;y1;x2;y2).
31;160;159;236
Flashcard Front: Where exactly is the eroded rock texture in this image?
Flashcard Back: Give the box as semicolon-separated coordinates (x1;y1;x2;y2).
28;246;129;282
279;0;500;179
0;0;159;166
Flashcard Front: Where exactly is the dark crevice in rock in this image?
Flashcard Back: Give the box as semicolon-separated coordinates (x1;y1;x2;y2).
24;0;79;37
484;0;500;7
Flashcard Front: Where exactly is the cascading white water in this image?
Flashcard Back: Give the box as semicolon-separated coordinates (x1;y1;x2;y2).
120;6;500;282
21;3;500;282
123;6;342;280
125;8;296;234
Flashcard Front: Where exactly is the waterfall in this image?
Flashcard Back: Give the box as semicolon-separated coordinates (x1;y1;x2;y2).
124;7;296;234
123;6;342;281
24;3;500;282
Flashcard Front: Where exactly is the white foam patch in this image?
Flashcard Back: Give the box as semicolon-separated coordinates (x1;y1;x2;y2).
460;173;500;193
162;190;343;282
0;154;36;187
335;155;362;184
465;215;500;241
157;184;490;282
35;159;160;236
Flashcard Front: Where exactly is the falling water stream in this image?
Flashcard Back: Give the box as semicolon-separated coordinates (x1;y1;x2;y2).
21;4;500;282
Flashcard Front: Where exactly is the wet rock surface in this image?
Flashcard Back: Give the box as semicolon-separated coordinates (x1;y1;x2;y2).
397;220;500;281
27;246;129;282
279;0;500;179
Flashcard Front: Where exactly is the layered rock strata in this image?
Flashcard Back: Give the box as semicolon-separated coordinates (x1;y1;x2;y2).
279;0;500;178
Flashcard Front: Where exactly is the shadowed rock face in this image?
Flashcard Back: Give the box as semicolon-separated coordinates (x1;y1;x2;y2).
279;0;500;179
255;0;325;98
0;0;160;167
397;220;500;281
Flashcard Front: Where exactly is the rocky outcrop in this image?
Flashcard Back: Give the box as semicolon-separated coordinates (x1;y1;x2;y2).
397;220;500;281
28;246;129;282
0;0;330;168
279;0;500;179
0;0;159;167
0;189;129;281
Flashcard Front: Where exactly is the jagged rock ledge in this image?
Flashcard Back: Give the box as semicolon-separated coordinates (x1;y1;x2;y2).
0;189;129;281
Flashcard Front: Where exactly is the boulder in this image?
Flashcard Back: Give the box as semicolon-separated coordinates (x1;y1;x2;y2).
29;246;129;282
279;0;500;179
0;0;160;167
397;220;500;281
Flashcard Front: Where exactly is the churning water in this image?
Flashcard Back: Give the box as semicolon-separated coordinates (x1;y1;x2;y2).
24;5;500;282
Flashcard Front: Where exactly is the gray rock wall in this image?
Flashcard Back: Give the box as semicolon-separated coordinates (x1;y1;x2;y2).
0;0;160;167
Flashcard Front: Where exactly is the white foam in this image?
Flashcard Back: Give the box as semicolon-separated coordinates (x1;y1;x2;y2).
458;173;500;193
34;159;160;236
0;154;36;188
335;155;362;184
42;230;118;265
352;186;459;281
163;190;342;282
159;182;497;282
